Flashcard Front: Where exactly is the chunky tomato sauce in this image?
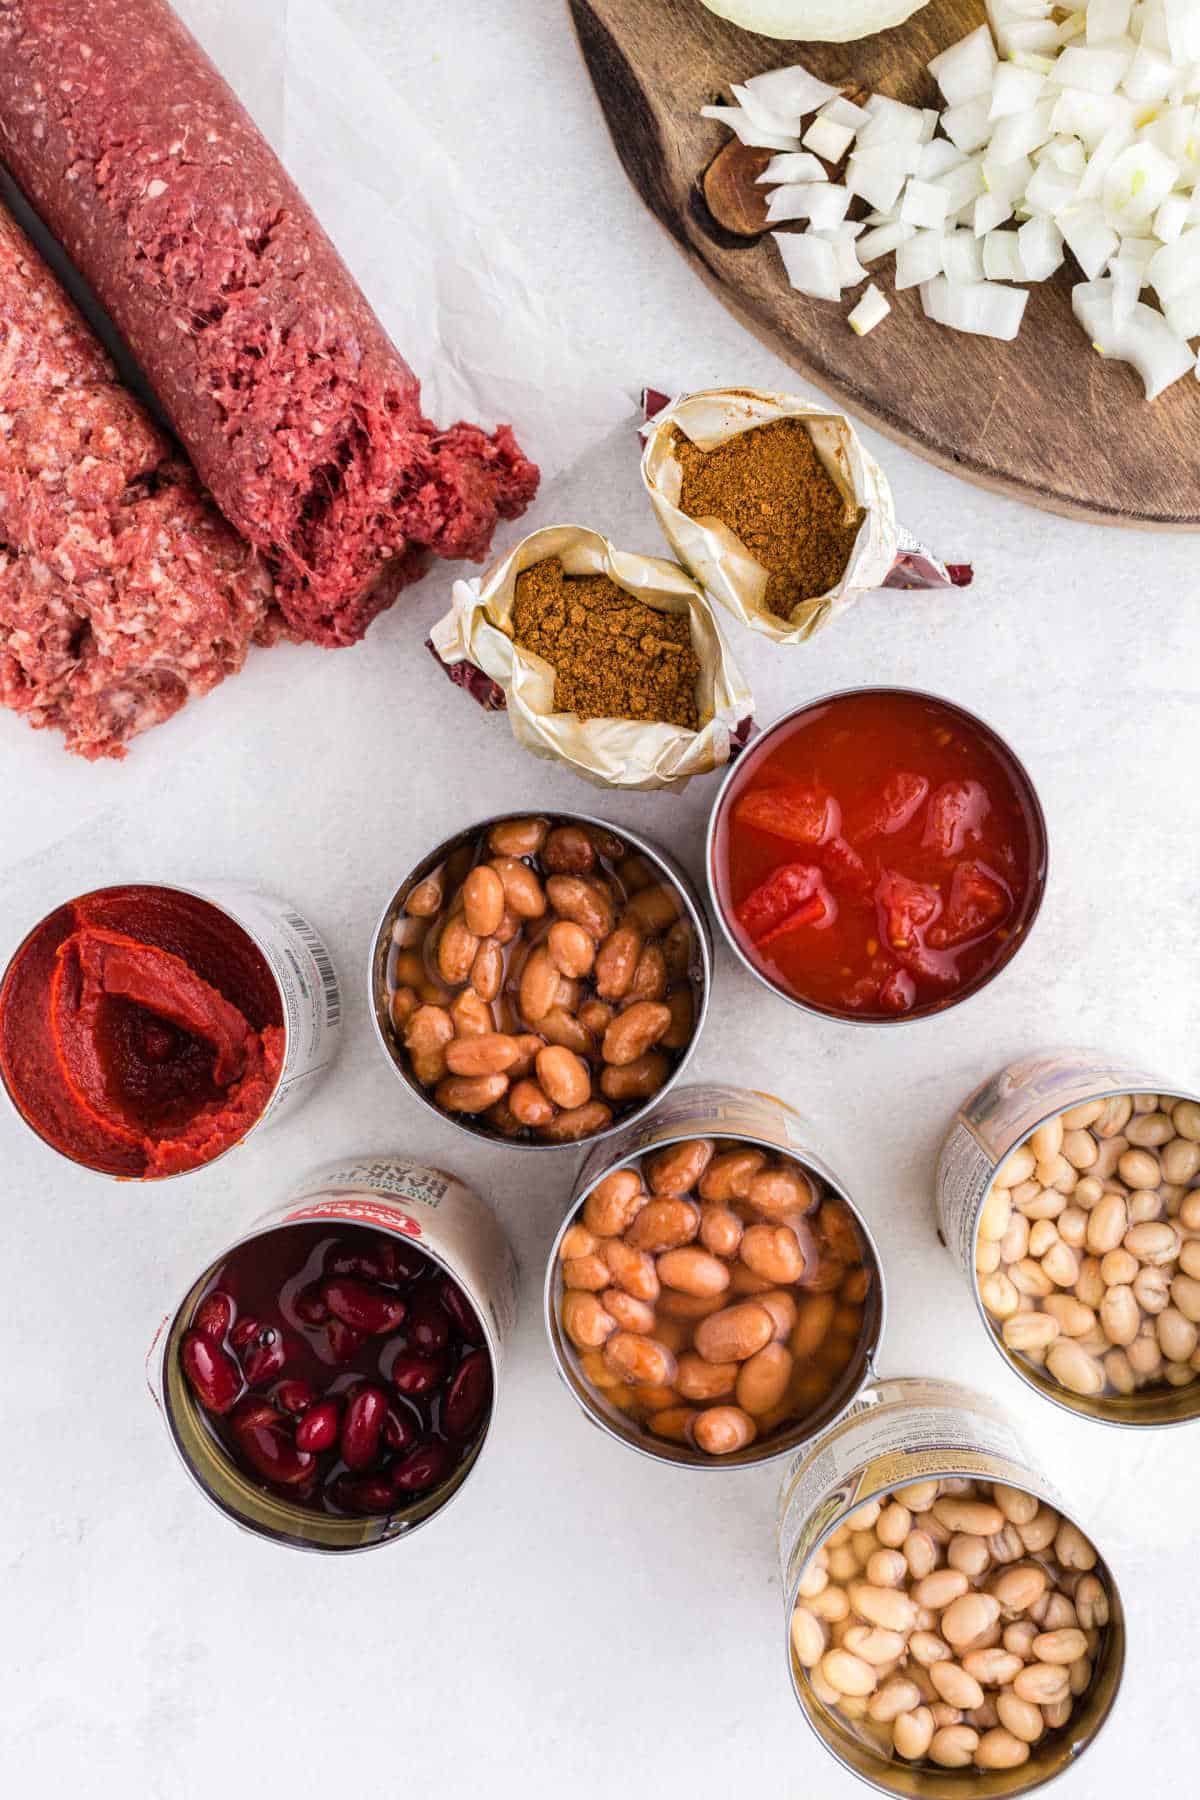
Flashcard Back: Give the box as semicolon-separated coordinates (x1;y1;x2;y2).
712;691;1046;1021
0;886;284;1176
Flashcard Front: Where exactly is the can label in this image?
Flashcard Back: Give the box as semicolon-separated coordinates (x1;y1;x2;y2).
935;1050;1170;1276
777;1377;1057;1593
279;1158;519;1366
203;884;342;1129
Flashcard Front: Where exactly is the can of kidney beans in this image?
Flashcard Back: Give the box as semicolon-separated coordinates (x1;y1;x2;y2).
0;881;341;1179
937;1049;1200;1428
543;1082;886;1468
777;1375;1126;1796
155;1156;518;1551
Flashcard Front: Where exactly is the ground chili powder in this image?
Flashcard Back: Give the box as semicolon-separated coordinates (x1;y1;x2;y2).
671;419;863;620
511;557;700;730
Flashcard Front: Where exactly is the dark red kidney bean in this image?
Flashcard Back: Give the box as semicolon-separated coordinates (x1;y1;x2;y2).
439;1276;484;1344
332;1473;395;1515
407;1289;452;1354
389;1353;445;1397
324;1238;388;1282
321;1275;407;1336
240;1329;287;1388
383;1400;418;1452
325;1318;365;1364
181;1330;243;1415
340;1385;387;1471
390;1240;430;1283
193;1291;233;1341
443;1349;493;1439
292;1282;330;1326
272;1379;314;1417
391;1438;454;1495
295;1400;340;1453
231;1401;316;1487
230;1315;263;1350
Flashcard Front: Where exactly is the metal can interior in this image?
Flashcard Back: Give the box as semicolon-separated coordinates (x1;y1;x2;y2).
963;1083;1200;1430
160;1208;502;1553
779;1381;1125;1797
368;811;712;1151
543;1084;886;1469
704;688;1049;1028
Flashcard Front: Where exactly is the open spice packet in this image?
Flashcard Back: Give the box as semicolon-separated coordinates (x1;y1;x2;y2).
428;524;754;791
641;387;971;646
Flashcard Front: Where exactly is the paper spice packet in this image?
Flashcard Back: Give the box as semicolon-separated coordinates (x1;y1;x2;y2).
640;387;971;645
428;524;754;792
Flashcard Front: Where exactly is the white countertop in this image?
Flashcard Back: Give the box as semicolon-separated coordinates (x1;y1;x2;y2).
2;3;1198;1795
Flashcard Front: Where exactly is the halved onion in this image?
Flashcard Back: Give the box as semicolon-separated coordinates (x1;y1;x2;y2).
698;0;930;42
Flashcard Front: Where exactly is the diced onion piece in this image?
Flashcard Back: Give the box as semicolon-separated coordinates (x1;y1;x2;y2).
988;94;1056;160
743;64;839;121
848;283;892;335
918;138;968;179
765;181;852;226
1107;252;1143;326
758;152;829;185
1164;0;1200;67
858;94;930;147
1038;135;1086;175
975;190;1015;233
803;115;856;161
1103;141;1180;224
982;152;1034;202
821;95;871;130
847;148;910;212
1002;20;1061;56
1072;277;1195;396
896;228;947;288
942;94;995;151
1017;213;1065;277
935;155;987;213
989;62;1047;118
1154;191;1190;241
942;228;986;283
1050;86;1134;147
1076;121;1135;198
731;82;806;137
1055;43;1134;94
982;228;1026;279
1057;202;1119;278
772;229;842;300
1087;0;1132;47
812;223;869;287
700;105;800;151
920;274;1030;337
1122;43;1178;104
1164;288;1200;336
857;220;917;262
901;177;951;228
1147;225;1200;303
1024;159;1080;211
928;24;999;106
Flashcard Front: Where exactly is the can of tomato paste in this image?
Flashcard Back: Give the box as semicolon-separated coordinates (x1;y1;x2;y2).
0;882;341;1180
543;1082;886;1469
154;1156;518;1551
937;1050;1200;1428
776;1375;1125;1795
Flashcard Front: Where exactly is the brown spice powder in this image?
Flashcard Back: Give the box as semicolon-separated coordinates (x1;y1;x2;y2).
671;419;863;620
511;557;700;731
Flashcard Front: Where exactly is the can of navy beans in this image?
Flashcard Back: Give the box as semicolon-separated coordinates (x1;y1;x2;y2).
544;1083;886;1467
705;688;1049;1026
0;882;341;1181
368;812;712;1150
777;1375;1126;1795
937;1050;1200;1428
154;1156;518;1551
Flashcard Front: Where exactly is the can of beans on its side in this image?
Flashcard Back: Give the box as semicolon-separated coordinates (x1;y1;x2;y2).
155;1157;518;1551
777;1376;1126;1795
937;1050;1200;1427
544;1083;886;1468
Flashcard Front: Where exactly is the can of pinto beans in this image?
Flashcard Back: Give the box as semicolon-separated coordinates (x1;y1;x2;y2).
154;1156;518;1551
543;1082;886;1468
777;1375;1126;1796
937;1049;1200;1428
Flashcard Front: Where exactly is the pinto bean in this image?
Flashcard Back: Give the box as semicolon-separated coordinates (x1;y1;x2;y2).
546;920;595;979
661;987;695;1051
602;1332;676;1387
583;1169;646;1237
561;1292;617;1349
535;1046;591;1110
594;922;643;1000
545;875;613;938
538;1101;613;1142
740;1222;806;1284
694;1302;776;1364
736;1342;793;1415
646;1139;714;1196
444;1032;521;1078
542;825;595;875
700;1148;767;1202
603;1000;672;1067
657;1246;731;1298
750;1165;818;1218
691;1405;757;1456
676;1352;738;1402
600;1238;660;1301
600;1052;670;1103
626;1199;701;1253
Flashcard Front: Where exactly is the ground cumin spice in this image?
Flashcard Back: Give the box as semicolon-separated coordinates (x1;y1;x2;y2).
671;419;863;620
511;557;700;730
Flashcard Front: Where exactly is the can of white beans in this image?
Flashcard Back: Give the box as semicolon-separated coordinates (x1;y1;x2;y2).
544;1082;886;1469
937;1050;1200;1427
155;1156;518;1552
777;1375;1125;1796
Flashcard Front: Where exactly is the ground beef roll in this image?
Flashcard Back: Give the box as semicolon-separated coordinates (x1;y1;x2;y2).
0;0;539;647
0;200;275;759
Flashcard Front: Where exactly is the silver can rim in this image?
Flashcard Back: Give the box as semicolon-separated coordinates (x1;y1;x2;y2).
704;686;1050;1028
156;1159;507;1553
367;810;713;1152
542;1101;888;1471
0;880;300;1184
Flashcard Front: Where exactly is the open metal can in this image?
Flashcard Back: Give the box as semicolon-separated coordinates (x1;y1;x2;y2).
0;881;341;1179
777;1375;1126;1796
368;811;712;1151
937;1049;1200;1427
154;1155;518;1551
544;1082;886;1468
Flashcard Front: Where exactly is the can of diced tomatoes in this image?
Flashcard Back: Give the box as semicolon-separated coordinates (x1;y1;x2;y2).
543;1082;886;1469
777;1375;1125;1796
937;1050;1200;1428
0;881;341;1180
154;1155;519;1551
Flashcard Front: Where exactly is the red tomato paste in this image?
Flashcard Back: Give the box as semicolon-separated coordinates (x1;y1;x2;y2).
0;886;284;1176
711;691;1046;1021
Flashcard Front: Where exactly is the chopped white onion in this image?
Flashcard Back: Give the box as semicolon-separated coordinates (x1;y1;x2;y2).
846;148;910;212
765;181;852;226
1057;201;1120;276
929;24;999;105
983;228;1026;278
731;82;805;137
743;64;839;120
901;177;952;227
943;228;987;282
975;189;1016;232
859;94;929;147
918;138;969;178
896;229;946;288
700;105;799;151
990;61;1047;117
821;95;872;130
1072;277;1195;394
921;274;1030;336
757;151;828;184
1018;212;1065;276
848;282;892;334
857;219;918;261
772;229;842;299
803;115;857;161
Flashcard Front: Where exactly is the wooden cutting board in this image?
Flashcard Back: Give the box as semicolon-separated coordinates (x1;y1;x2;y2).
568;0;1200;528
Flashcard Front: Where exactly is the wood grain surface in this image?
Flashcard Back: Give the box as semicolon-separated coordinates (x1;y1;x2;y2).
568;0;1200;528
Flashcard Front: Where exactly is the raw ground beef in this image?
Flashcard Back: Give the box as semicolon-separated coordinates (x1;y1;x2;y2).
0;0;539;648
0;200;275;759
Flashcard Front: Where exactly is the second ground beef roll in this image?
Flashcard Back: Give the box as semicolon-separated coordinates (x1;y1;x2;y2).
0;0;539;647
